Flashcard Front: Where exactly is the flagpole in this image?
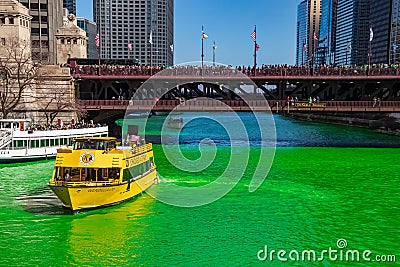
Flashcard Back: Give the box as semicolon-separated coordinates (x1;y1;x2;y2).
368;40;371;67
201;25;204;73
368;25;372;68
312;38;315;69
213;41;216;67
97;33;101;76
253;25;257;76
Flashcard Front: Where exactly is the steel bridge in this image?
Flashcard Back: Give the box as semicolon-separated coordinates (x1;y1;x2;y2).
70;65;400;102
80;99;400;112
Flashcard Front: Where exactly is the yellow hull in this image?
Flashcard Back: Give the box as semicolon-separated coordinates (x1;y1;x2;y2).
49;169;158;211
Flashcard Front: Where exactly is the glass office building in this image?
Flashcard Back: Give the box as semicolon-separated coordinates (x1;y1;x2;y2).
308;0;322;62
77;18;97;59
335;0;370;65
370;0;392;64
317;0;338;65
390;0;400;64
296;0;309;65
63;0;76;15
93;0;174;66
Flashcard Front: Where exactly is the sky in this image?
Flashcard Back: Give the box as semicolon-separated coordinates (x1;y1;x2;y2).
76;0;298;66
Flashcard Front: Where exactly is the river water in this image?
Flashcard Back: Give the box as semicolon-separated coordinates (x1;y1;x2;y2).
0;114;399;266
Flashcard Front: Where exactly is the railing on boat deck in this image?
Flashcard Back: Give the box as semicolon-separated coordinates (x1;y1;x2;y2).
130;143;153;154
50;179;120;187
49;167;157;187
0;130;12;149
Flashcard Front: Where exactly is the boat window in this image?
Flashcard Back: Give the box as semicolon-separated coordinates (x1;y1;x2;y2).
31;140;38;148
123;169;133;182
73;140;115;150
55;167;122;182
127;160;150;179
54;167;61;180
17;140;24;148
108;168;120;179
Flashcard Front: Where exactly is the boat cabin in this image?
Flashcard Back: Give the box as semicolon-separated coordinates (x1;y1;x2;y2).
72;137;116;151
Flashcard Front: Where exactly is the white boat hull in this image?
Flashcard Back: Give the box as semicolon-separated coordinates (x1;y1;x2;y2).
0;126;108;163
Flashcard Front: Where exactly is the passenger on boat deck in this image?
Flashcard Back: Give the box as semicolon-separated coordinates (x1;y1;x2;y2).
98;142;105;150
65;172;71;182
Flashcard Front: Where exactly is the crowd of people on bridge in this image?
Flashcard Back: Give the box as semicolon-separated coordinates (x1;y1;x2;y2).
70;62;400;78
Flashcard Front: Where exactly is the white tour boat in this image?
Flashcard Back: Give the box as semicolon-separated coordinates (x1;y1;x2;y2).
0;119;108;163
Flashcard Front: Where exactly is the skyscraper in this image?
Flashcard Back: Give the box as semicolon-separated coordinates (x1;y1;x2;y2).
93;0;174;66
295;0;322;66
308;0;322;63
63;0;76;15
77;17;97;59
335;0;370;65
390;0;400;64
317;0;338;65
370;0;392;64
18;0;64;64
296;0;309;66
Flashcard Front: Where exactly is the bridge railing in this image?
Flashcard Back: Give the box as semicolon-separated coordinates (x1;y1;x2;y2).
71;65;400;78
78;99;400;111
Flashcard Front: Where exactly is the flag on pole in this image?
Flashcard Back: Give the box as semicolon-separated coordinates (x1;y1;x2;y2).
95;33;100;47
256;43;260;51
303;41;307;52
149;31;153;44
369;26;374;42
393;44;399;52
202;30;208;40
170;44;174;52
251;31;256;42
128;43;132;51
313;31;318;41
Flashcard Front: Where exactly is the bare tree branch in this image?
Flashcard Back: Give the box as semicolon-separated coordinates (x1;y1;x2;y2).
0;37;43;119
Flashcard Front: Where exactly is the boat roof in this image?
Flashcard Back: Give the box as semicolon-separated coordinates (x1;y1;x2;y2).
73;137;116;142
0;119;31;123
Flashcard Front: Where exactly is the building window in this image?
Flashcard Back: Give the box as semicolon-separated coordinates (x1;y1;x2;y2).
31;28;40;35
9;18;14;24
1;38;5;46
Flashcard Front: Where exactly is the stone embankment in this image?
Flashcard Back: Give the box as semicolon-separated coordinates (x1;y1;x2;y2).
284;112;400;136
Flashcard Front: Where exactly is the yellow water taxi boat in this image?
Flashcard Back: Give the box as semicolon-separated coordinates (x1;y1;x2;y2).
48;137;158;212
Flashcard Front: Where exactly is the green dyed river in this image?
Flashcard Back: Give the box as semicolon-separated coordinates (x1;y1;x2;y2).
0;114;399;266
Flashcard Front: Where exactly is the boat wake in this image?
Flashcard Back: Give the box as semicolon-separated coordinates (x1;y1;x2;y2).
15;190;72;215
